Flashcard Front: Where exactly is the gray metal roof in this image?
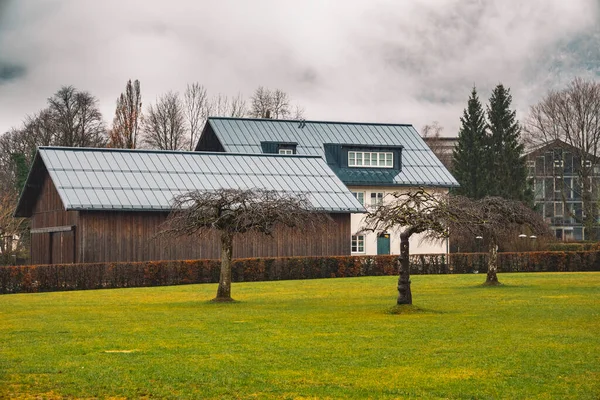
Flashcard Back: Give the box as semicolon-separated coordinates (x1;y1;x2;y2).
199;117;459;188
15;147;366;217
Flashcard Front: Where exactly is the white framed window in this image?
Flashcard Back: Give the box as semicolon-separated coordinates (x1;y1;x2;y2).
554;202;564;217
527;160;535;176
351;191;365;205
351;235;365;253
370;192;384;206
348;151;393;168
279;149;294;155
554;177;562;193
554;159;563;168
582;159;592;168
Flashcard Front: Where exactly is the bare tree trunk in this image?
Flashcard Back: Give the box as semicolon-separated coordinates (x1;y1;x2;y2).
485;242;500;285
215;233;234;301
397;233;412;304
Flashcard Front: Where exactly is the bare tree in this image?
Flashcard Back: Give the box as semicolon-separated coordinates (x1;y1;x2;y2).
422;121;453;169
48;86;107;147
0;191;27;265
142;92;187;150
364;190;551;303
448;196;551;285
363;189;457;304
22;109;56;152
249;86;272;118
249;86;304;119
162;188;329;301
525;78;600;238
229;93;247;118
184;83;208;151
109;79;142;149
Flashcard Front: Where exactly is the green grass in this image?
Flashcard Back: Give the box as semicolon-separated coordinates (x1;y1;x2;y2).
1;273;599;399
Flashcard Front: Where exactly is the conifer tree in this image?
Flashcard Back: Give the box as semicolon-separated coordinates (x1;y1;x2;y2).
452;87;488;199
486;84;529;201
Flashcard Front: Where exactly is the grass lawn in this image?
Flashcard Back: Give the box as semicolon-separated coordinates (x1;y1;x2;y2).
1;273;599;399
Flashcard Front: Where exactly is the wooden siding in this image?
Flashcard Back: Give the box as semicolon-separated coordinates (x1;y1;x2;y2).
78;211;351;263
30;170;79;264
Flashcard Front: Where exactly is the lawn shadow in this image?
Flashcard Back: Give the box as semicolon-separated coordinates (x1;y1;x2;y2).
386;304;447;315
150;299;244;308
458;282;532;290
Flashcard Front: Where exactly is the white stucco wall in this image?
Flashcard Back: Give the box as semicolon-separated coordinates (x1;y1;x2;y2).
348;186;449;256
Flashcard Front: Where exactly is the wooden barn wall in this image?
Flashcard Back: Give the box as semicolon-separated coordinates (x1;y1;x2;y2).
78;211;350;263
30;171;79;264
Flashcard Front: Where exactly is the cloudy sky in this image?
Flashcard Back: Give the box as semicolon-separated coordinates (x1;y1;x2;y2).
0;0;598;137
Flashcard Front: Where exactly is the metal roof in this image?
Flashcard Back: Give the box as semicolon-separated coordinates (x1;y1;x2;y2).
198;117;459;188
15;147;366;217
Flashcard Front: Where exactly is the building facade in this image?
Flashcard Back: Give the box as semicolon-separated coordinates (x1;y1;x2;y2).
196;118;459;255
526;139;600;241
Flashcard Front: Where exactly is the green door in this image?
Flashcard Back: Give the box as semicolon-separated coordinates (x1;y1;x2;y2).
377;233;391;255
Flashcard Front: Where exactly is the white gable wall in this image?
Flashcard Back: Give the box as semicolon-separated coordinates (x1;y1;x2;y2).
348;186;449;255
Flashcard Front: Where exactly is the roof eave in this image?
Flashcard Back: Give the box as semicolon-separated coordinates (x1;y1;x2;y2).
341;181;459;188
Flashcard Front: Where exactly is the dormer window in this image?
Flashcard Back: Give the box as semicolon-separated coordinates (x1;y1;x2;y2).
348;151;393;168
260;141;297;154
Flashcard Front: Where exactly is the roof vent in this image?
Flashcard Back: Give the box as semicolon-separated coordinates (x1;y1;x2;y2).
298;119;306;129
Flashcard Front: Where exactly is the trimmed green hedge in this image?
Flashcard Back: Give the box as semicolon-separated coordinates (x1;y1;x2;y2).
1;251;599;294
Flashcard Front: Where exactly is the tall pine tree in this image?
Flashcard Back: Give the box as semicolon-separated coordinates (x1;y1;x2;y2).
486;84;529;201
452;87;488;199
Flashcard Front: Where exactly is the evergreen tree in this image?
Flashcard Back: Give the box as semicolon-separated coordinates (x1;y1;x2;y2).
486;84;529;201
10;153;29;194
452;87;488;199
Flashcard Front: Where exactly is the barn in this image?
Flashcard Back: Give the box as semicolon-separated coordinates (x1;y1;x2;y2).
14;147;364;264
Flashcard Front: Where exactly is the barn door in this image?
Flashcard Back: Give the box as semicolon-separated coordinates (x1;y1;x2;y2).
51;230;75;264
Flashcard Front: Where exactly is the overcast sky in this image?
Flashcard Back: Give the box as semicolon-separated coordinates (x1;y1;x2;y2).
0;0;598;137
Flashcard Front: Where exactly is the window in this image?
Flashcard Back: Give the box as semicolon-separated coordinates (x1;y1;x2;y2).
554;177;562;193
370;192;384;206
554;202;564;217
534;179;544;200
582;159;592;168
554;159;564;168
526;160;535;177
278;149;294;155
348;151;393;168
352;191;365;205
351;235;365;253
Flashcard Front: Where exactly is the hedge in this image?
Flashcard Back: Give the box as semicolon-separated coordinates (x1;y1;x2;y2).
1;251;599;294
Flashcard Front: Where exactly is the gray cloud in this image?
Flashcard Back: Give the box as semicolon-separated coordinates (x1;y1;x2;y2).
0;63;26;83
0;0;598;136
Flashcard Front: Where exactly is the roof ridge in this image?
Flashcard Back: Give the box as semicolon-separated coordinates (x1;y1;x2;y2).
38;146;322;159
208;116;414;127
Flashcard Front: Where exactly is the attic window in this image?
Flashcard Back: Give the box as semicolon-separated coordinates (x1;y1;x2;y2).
348;151;393;168
277;144;296;154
